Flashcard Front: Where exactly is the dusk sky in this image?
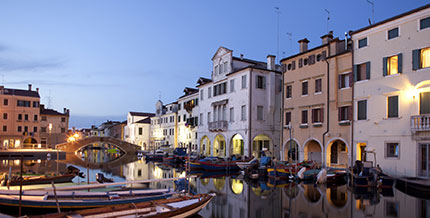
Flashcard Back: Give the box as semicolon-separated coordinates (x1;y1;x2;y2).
0;0;427;128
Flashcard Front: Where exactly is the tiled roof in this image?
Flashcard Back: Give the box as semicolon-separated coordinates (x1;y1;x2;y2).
40;108;68;116
0;88;40;98
129;112;155;117
136;117;151;124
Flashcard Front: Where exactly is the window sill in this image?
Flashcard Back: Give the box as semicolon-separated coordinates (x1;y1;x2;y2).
356;119;369;122
355;79;369;84
301;94;308;97
384;73;400;78
338;120;351;126
313;123;323;127
383;116;402;120
339;87;351;90
384;156;399;160
286;97;292;100
299;124;308;128
314;92;322;95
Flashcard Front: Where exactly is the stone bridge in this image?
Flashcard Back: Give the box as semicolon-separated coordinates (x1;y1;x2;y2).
56;136;141;154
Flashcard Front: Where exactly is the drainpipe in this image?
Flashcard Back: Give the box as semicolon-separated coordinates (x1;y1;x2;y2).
323;46;330;168
350;33;355;168
280;67;285;161
248;69;253;157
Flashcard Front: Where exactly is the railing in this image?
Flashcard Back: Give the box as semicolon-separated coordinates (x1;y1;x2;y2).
411;114;430;132
208;121;228;132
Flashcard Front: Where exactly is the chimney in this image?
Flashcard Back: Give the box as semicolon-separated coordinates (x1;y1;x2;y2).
28;84;32;91
36;88;39;93
321;31;334;45
267;55;276;70
240;54;244;60
298;38;310;53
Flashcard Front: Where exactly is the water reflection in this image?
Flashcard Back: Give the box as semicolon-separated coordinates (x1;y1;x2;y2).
77;142;125;163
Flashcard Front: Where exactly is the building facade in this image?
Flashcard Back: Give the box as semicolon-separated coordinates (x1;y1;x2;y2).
281;33;353;167
177;88;199;151
351;5;430;177
197;47;282;158
39;104;70;148
124;111;154;150
150;101;178;149
0;84;41;149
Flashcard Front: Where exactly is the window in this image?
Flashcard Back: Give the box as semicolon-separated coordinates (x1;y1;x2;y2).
24;126;28;132
383;54;402;76
354;62;370;81
32;101;39;108
357;100;367;120
138;127;143;135
387;96;399;118
386;142;399;158
241;75;247;89
200;90;204;100
286;85;292;98
33;126;37;133
2;125;7;132
3;113;7;120
339;73;352;89
315;78;322;93
301;110;308;124
285;112;291;125
339;106;352;121
420;17;430;30
230;79;235;92
230;107;234;122
312;108;323;123
413;47;430;70
17;126;22;132
41;116;47;121
256;75;266;89
214;65;219;75
224;62;228;73
18;114;22;120
207;112;211;123
178;115;181;123
257;106;264;121
61;128;65;133
388;27;399;40
3;99;8;106
358;38;367;48
302;81;308;95
241;105;247;121
213;82;227;96
41;127;47;133
208;87;212;98
183;114;186;122
34;115;38;121
385;201;399;217
199;113;203;125
24;114;28;121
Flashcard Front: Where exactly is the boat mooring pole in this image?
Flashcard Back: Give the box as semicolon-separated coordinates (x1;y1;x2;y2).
87;164;90;192
18;154;23;217
51;181;61;213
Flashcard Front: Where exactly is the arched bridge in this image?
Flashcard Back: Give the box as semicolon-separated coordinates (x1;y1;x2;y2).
56;136;141;154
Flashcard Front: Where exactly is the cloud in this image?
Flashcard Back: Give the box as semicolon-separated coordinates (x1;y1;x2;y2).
0;57;64;72
4;79;123;88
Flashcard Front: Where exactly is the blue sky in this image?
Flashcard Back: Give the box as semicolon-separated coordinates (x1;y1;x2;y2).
0;0;427;128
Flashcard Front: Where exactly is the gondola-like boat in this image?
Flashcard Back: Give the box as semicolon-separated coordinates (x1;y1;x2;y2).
1;174;76;186
198;157;240;171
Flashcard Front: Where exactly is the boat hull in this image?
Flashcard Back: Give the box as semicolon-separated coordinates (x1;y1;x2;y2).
199;162;240;171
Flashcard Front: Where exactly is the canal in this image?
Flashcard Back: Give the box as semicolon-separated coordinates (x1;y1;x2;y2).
0;149;429;218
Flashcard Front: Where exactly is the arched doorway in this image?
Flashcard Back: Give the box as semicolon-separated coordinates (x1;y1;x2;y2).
304;139;322;164
23;137;38;149
327;139;348;167
230;134;244;156
284;140;299;162
252;134;272;158
200;136;211;156
213;134;226;157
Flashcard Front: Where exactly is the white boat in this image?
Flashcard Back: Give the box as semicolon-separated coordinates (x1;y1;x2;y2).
236;157;258;170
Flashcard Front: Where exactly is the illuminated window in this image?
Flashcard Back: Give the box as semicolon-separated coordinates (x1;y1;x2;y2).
421;48;430;68
384;54;402;76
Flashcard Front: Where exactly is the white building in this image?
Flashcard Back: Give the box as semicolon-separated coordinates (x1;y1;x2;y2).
197;46;282;158
150;100;178;149
351;5;430;177
177;87;199;151
124;111;154;150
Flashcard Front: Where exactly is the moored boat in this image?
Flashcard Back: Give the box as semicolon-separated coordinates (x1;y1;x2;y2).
395;177;430;199
198;157;240;171
236;157;258;170
1;174;76;186
29;193;216;218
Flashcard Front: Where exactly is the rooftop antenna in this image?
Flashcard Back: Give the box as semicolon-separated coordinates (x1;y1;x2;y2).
286;32;293;54
1;75;4;85
158;91;162;100
275;7;281;60
324;9;330;33
47;89;52;109
366;0;375;24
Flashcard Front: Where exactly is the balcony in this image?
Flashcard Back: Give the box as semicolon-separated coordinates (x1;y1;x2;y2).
208;121;228;132
411;114;430;132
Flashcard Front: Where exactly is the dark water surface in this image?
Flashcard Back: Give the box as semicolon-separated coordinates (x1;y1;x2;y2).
1;151;429;218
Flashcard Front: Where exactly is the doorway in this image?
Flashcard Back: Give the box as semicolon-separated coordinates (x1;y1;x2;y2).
419;143;430;178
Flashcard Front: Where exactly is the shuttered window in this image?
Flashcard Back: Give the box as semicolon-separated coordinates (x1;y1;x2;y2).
339;73;352;89
256;75;266;89
420;92;430;115
387;96;399;118
413;47;430;70
338;106;352;121
285;112;291;125
315;78;322;93
354;62;370;81
301;110;308;124
383;54;402;76
302;81;308;96
357;100;367;120
286;85;292;98
312;108;323;123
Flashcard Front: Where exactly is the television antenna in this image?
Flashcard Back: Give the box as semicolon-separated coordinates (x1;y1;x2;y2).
366;0;375;24
324;9;330;33
275;7;281;60
286;32;293;54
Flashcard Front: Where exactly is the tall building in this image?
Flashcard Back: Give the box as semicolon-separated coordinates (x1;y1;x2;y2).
124;112;154;150
177;87;199;151
0;84;41;149
280;32;353;167
351;5;430;177
150;101;178;149
197;46;282;158
39;104;70;148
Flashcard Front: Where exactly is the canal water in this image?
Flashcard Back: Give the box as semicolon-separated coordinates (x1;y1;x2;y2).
1;149;429;218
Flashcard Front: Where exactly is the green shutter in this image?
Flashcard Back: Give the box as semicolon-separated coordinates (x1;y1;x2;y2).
412;49;421;70
353;65;358;81
420;92;430;115
398;53;403;73
383;57;388;77
366;62;371;80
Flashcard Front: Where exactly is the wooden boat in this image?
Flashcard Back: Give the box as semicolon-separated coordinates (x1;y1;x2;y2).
267;162;300;179
29;193;216;218
198;157;240;171
1;174;76;186
186;161;204;170
0;188;174;211
96;173;114;183
236;157;258;170
395;177;430;199
145;150;166;162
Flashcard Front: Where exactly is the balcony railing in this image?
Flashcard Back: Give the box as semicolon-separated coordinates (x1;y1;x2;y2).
411;114;430;132
208;121;228;132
